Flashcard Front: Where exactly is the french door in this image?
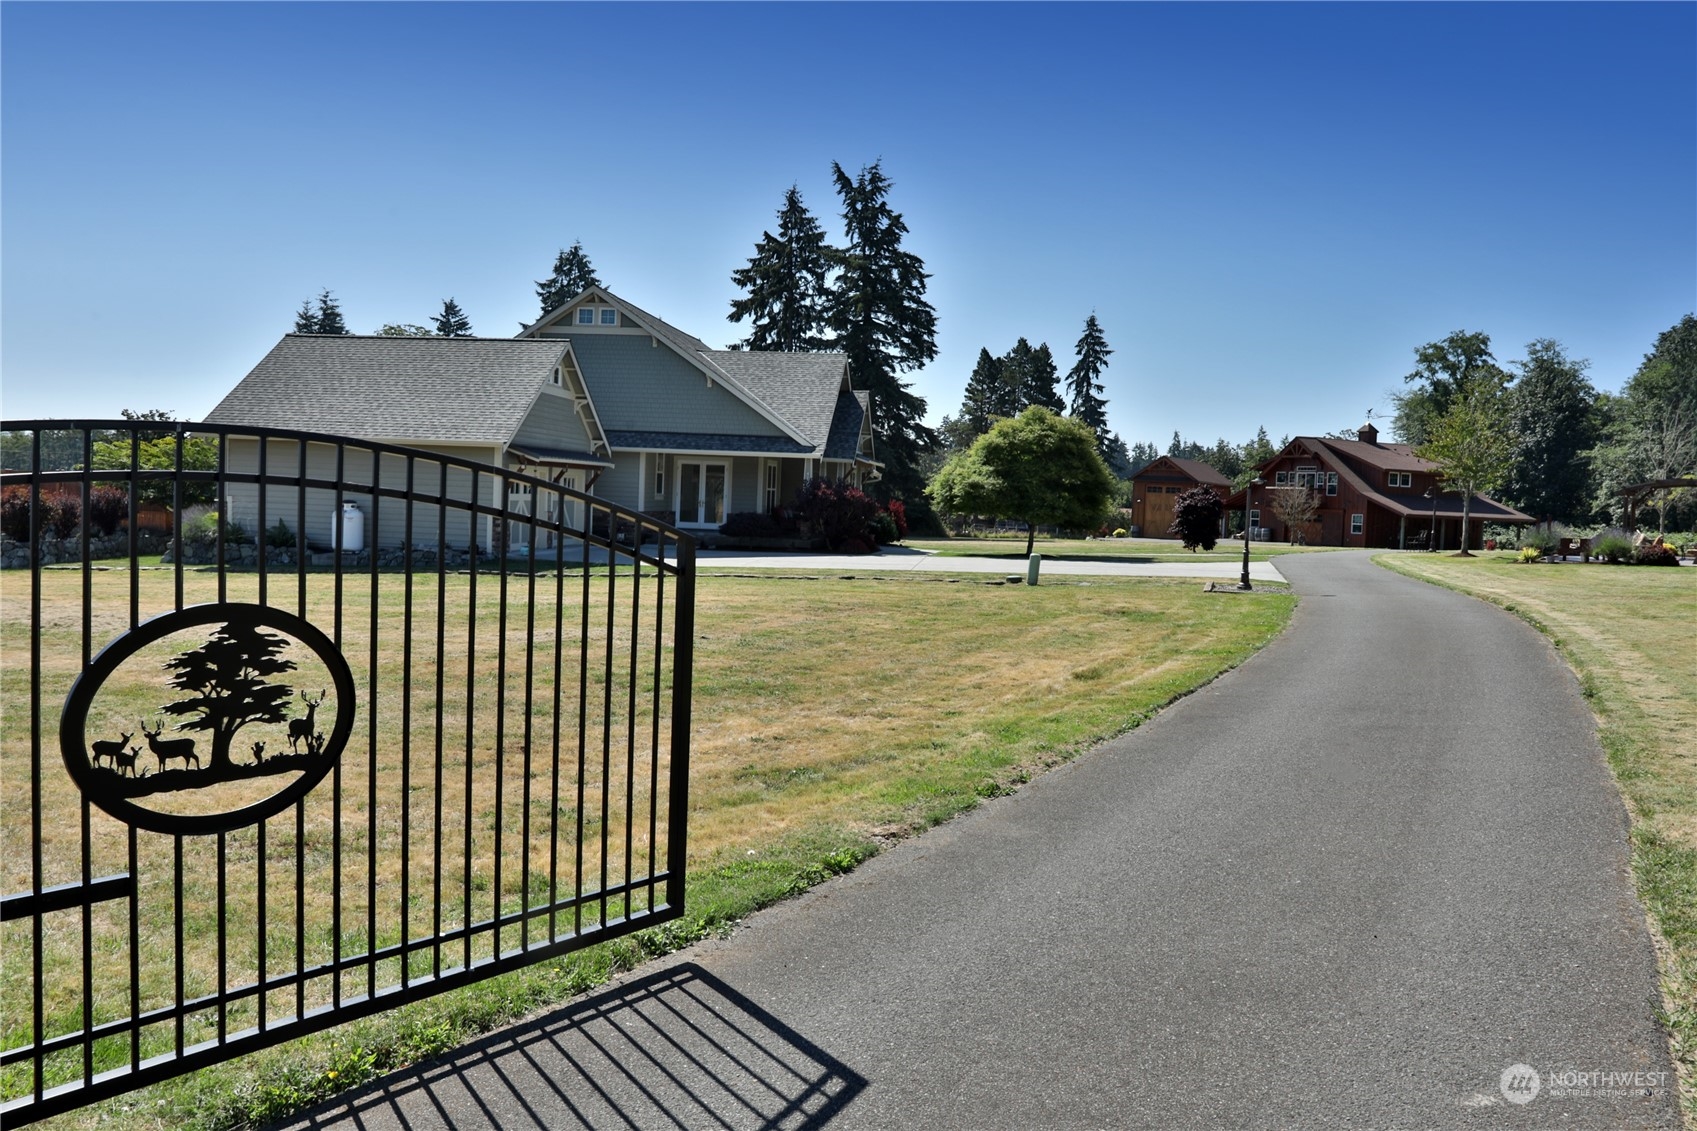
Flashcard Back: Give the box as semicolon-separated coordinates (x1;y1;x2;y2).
677;461;727;526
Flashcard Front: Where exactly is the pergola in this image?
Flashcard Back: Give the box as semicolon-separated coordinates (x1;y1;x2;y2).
1619;477;1697;530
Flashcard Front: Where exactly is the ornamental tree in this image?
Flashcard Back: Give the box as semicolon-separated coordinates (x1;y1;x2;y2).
928;406;1114;557
1167;486;1224;551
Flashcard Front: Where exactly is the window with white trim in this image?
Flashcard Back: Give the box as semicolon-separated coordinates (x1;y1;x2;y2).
600;308;617;325
764;462;779;512
1275;471;1288;485
653;465;665;499
1350;513;1364;535
1326;472;1338;496
577;308;595;325
1387;471;1412;488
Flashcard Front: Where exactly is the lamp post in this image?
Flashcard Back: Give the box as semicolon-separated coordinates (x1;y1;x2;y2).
1239;476;1264;590
1425;486;1438;552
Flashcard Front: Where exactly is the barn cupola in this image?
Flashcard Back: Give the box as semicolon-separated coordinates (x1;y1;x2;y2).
1358;421;1380;444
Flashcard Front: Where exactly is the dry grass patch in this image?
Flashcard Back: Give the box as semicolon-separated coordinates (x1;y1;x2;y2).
1378;552;1696;1121
4;564;1292;1130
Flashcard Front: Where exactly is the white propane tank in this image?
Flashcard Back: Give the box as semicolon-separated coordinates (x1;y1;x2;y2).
330;502;364;552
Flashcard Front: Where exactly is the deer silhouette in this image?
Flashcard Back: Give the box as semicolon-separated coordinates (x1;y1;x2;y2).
91;731;134;770
113;746;143;777
289;689;325;754
141;720;200;774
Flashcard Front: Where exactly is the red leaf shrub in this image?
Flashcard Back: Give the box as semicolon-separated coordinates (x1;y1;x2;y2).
793;478;880;552
885;499;909;540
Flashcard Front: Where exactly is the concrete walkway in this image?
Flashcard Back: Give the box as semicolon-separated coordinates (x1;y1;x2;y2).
278;551;1678;1130
696;544;1288;582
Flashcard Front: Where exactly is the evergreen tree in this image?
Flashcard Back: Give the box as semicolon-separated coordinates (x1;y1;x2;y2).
1024;343;1064;413
535;241;602;316
432;298;473;337
1126;440;1160;474
999;339;1039;416
1066;314;1113;444
728;186;835;351
958;347;1008;437
313;290;348;335
1102;433;1135;479
828;160;938;500
377;324;434;337
294;290;348;335
294;299;319;334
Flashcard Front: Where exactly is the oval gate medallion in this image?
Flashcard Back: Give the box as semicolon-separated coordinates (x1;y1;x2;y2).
60;603;356;836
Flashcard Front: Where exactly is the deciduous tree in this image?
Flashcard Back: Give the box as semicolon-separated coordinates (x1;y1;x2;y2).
927;407;1114;557
1416;369;1516;555
1268;486;1320;544
1391;329;1500;446
1167;486;1224;552
1500;339;1596;525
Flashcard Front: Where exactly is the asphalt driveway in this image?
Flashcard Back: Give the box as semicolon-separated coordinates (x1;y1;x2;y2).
279;550;1678;1130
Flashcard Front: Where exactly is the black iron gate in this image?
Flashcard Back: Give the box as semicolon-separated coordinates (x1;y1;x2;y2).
0;420;694;1125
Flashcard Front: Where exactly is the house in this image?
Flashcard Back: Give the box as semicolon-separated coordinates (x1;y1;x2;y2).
204;287;879;550
1224;423;1534;550
1127;457;1233;538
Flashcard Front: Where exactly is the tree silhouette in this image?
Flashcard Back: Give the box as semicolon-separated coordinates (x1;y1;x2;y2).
159;622;298;772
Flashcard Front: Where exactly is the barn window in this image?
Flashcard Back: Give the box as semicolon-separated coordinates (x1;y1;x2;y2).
1350;513;1364;535
1326;472;1338;496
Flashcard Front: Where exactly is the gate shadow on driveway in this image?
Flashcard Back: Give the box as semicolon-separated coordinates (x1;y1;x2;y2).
276;964;866;1131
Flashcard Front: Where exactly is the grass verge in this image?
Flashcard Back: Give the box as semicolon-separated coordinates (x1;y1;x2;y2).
1379;552;1696;1124
16;570;1293;1130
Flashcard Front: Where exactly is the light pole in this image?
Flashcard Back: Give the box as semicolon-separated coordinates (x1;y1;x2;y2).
1425;486;1438;552
1239;476;1263;589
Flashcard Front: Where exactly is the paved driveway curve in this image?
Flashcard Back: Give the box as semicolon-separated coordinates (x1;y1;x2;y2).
281;551;1678;1130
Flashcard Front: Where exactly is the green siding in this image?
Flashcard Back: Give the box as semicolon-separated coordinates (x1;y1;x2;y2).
568;334;785;437
512;388;595;453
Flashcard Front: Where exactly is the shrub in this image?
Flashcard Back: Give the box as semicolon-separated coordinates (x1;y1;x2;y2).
181;506;251;549
266;519;298;549
718;512;783;539
88;486;128;537
792;478;880;552
1518;527;1558;555
869;511;899;545
1592;533;1633;563
1;487;35;541
1633;542;1679;566
1518;546;1543;564
49;496;81;540
885;499;909;541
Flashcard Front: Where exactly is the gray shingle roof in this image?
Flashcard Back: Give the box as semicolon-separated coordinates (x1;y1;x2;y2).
703;350;850;455
824;390;872;462
204;335;567;443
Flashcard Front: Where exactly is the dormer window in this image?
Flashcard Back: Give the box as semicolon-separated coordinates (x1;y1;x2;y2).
1387;471;1412;488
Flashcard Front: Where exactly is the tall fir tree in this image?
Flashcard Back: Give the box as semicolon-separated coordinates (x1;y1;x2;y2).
828;160;938;500
294;289;348;335
728;186;834;351
1024;343;1064;413
535;241;602;317
1066;314;1113;444
432;298;473;337
958;347;1008;437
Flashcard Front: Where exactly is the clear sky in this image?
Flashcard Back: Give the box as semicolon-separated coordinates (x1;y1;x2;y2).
3;1;1693;452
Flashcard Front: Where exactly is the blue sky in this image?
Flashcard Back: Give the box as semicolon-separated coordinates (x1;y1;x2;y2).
3;1;1693;452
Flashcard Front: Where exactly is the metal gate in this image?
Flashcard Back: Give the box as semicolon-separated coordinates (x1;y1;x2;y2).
0;420;694;1125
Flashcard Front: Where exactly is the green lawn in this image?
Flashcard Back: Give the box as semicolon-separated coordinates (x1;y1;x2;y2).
1379;552;1697;1122
905;533;1343;563
8;565;1294;1131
